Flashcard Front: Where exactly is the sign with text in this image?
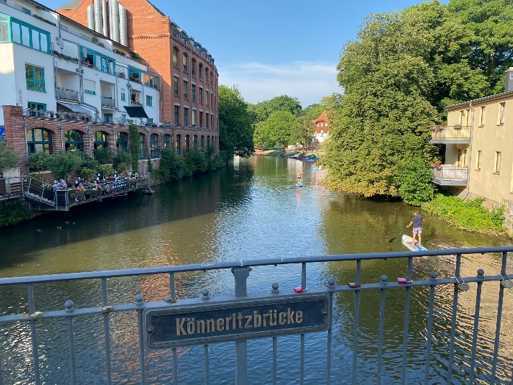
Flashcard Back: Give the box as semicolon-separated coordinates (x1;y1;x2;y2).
145;293;330;348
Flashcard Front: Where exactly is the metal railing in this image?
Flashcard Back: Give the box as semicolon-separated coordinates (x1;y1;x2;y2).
102;96;116;108
431;125;471;143
0;247;513;384
433;165;469;186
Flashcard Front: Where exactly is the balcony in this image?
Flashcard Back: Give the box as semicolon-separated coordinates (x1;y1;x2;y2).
101;96;115;109
431;125;471;144
433;165;468;186
56;87;79;102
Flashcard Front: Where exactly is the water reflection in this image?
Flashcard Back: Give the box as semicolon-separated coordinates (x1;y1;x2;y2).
0;156;512;384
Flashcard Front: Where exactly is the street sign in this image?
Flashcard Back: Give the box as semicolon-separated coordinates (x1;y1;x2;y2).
145;293;330;348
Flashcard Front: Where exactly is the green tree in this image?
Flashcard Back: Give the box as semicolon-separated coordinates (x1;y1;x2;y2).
324;0;513;201
218;86;254;157
0;142;18;171
47;152;83;179
128;124;140;172
253;110;300;149
250;95;302;123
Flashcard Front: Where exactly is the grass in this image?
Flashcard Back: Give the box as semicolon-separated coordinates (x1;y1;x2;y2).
422;194;505;234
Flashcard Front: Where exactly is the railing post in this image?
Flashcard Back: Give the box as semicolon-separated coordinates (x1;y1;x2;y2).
232;267;251;385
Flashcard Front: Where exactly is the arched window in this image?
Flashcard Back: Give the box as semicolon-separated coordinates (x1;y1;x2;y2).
94;131;109;150
201;135;205;149
117;132;128;153
164;134;172;149
207;136;211;148
173;46;179;67
193;135;198;148
150;134;160;158
65;130;84;152
176;134;181;154
27;127;52;154
139;133;146;159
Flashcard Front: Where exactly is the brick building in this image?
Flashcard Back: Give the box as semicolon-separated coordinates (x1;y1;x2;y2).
60;0;220;152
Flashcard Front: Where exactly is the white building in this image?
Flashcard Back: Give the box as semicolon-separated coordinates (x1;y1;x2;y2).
0;0;160;128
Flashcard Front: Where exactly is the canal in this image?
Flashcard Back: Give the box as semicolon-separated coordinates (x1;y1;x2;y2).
0;156;512;384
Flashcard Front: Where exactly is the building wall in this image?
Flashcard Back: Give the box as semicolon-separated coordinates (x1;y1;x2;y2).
0;44;17;126
447;98;513;206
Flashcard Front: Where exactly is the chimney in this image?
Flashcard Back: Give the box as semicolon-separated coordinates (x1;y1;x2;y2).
505;68;513;91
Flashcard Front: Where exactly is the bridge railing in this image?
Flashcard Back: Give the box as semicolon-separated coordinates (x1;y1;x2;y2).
0;247;512;385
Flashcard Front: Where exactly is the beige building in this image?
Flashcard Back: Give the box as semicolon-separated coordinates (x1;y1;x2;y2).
432;71;513;230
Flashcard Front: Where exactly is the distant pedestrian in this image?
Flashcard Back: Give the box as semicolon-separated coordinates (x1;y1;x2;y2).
407;211;423;246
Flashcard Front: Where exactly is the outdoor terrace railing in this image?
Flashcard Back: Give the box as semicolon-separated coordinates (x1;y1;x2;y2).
0;247;513;385
433;165;469;186
56;87;80;102
431;125;471;143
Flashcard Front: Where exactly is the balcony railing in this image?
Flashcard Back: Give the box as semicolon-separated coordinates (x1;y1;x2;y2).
431;125;471;144
102;96;115;108
56;87;79;102
433;165;468;186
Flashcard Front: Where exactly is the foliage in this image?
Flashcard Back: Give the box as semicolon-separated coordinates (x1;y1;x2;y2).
423;194;505;233
397;157;435;206
128;124;140;172
98;164;115;177
184;149;209;175
94;147;113;164
28;152;52;172
253;111;300;149
0;201;32;227
219;86;254;157
158;148;187;182
0;142;18;171
47;152;83;179
113;151;131;173
79;167;96;180
293;104;325;148
158;148;224;183
323;0;513;199
250;95;302;123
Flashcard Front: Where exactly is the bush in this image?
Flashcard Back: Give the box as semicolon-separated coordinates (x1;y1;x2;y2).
0;201;32;227
94;147;113;164
98;164;115;178
29;152;52;172
79;167;96;180
0;142;18;171
128;125;140;172
184;149;209;174
158;149;186;182
47;152;83;179
113;151;131;171
397;157;435;206
423;194;505;233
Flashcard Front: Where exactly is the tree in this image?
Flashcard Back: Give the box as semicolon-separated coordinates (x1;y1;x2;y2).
218;86;254;158
250;95;302;123
47;152;83;179
128;124;140;172
324;0;513;201
0;142;18;172
253;111;300;149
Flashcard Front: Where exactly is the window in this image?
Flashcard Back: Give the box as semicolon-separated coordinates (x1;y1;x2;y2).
185;135;190;152
65;130;84;152
184;107;189;127
211;115;214;130
21;25;30;47
199;63;203;79
117;132;128;153
475;150;481;171
80;47;115;74
103;113;113;123
28;102;46;113
183;53;188;73
193;135;198;148
25;64;45;92
173;47;179;67
146;95;153;107
128;67;141;82
164;134;171;149
479;106;485;127
174;105;180;125
139;134;147;159
199;111;204;127
458;110;464;126
192;84;197;103
150;134;160;158
94;131;109;150
205;90;209;107
498;102;506;125
192;109;197;126
494;151;502;174
27;128;52;154
201;135;205;149
121;89;126;102
183;80;189;99
206;113;209;129
192;58;197;76
173;76;179;97
200;88;204;104
176;134;181;154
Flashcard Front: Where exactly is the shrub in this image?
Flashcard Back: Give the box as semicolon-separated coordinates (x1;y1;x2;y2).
184;149;209;174
397;157;435;206
128;125;140;172
94;147;113;164
423;194;505;233
79;167;96;180
28;152;52;172
47;152;83;179
0;142;18;171
113;151;131;171
158;148;186;182
0;201;32;227
98;164;115;178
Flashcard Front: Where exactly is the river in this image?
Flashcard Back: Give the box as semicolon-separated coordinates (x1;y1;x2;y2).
0;156;512;384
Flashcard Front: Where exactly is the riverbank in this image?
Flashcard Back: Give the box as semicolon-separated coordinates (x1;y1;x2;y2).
422;194;507;236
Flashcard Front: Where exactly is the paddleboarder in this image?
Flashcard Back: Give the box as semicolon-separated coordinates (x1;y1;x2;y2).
406;211;423;246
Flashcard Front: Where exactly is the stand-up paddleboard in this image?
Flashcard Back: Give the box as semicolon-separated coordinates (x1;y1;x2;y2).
402;234;428;252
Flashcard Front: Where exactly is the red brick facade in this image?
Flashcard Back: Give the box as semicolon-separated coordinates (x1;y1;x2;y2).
3;106;218;172
59;0;219;151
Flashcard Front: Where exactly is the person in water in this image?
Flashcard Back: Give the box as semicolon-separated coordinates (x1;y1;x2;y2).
407;211;423;246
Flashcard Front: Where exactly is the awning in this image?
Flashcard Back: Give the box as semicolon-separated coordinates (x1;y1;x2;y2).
57;102;94;116
124;105;149;119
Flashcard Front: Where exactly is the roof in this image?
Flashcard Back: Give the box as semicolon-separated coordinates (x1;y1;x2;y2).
447;90;513;111
314;112;329;124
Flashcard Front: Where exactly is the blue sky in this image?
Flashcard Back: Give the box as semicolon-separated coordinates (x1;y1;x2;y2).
43;0;429;106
